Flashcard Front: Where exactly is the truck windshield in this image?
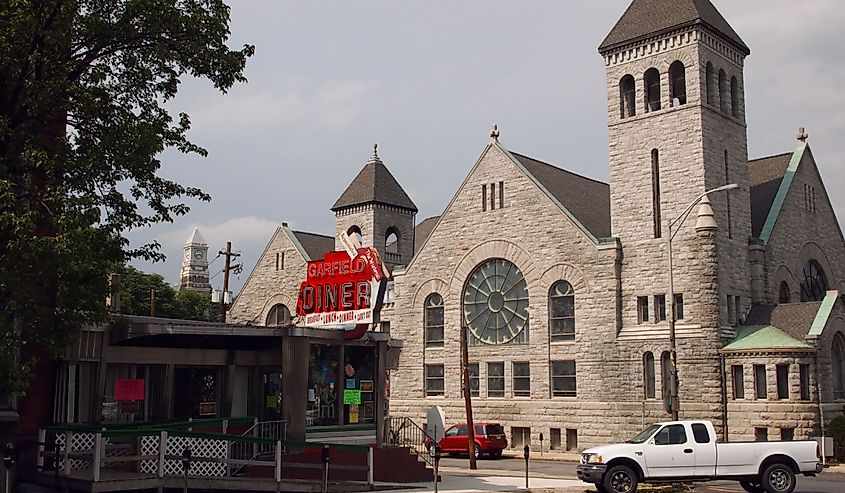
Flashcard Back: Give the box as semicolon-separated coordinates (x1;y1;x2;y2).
628;424;661;443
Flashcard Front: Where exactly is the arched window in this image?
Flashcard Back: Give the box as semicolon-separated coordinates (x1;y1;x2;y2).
425;293;444;347
619;75;636;118
347;225;363;245
266;304;291;326
644;68;661;112
644;352;656;399
549;281;575;342
800;260;828;301
652;149;662;238
669;61;686;106
779;281;791;304
661;351;672;410
385;227;400;255
718;69;729;113
833;333;845;400
705;62;715;106
730;76;739;117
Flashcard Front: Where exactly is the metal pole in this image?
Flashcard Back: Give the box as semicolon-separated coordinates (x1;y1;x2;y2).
523;445;529;489
321;444;329;493
667;230;679;421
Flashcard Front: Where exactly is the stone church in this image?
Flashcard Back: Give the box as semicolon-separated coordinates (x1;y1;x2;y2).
229;0;845;450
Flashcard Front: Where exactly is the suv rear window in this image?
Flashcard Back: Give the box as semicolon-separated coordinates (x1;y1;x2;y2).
485;425;504;435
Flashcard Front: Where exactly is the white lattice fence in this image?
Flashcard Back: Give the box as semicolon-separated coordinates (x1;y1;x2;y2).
54;432;95;471
140;435;160;474
162;435;227;477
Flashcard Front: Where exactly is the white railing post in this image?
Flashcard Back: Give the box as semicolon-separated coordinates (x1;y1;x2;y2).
252;418;258;459
93;432;102;482
368;446;374;485
158;431;167;478
62;431;72;476
36;429;46;469
222;419;228;435
274;440;282;483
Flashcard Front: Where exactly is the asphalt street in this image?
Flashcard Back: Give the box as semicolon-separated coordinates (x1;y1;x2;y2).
436;455;845;493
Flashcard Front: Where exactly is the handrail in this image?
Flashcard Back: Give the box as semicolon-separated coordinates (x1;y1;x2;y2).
387;416;436;467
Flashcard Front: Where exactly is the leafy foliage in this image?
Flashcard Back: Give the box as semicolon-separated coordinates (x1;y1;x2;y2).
0;0;253;396
116;265;217;320
828;414;845;460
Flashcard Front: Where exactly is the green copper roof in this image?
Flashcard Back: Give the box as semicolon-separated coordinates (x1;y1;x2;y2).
722;325;813;352
759;143;806;245
808;291;838;339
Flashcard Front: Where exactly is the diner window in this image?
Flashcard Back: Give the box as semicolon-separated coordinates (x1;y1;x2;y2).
655;294;667;322
799;364;810;400
674;294;684;320
776;364;789;399
637;296;650;324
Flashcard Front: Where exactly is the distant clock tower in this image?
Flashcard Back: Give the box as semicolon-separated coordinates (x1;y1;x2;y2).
179;228;212;292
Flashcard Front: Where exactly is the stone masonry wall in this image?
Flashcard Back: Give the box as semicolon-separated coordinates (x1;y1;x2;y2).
228;226;308;325
763;147;845;303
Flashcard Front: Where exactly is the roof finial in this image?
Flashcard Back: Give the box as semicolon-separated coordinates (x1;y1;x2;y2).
490;124;500;143
797;127;808;143
373;143;378;157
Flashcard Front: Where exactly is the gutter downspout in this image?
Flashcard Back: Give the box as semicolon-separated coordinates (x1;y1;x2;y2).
719;353;728;442
814;351;826;465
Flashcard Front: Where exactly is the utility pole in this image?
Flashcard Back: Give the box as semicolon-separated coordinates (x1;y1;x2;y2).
149;288;156;317
460;326;477;470
219;241;241;323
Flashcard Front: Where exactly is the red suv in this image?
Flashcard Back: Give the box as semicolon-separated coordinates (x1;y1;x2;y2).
427;423;507;459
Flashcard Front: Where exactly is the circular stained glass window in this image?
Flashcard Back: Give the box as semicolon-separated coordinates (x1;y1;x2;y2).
462;258;529;344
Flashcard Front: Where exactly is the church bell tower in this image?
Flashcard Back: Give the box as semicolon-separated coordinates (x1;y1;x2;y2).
180;228;211;292
601;0;753;332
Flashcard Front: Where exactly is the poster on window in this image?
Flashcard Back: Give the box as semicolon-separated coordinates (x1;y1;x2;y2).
114;379;145;401
349;404;359;424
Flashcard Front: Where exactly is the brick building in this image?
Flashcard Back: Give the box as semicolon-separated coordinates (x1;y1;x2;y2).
230;0;845;450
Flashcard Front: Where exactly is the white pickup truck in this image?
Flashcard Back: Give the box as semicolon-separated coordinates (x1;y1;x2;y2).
576;420;822;493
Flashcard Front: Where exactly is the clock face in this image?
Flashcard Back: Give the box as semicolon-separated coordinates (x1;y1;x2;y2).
194;250;204;260
462;258;529;345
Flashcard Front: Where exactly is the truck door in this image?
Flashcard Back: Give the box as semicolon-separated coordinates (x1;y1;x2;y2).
690;422;717;477
643;424;696;477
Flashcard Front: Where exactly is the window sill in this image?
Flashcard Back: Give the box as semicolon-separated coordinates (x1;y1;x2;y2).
550;396;578;400
550;340;576;345
425;345;445;350
425;394;445;398
513;395;531;399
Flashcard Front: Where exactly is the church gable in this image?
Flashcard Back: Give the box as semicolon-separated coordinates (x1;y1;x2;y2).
410;141;607;269
762;142;845;300
227;224;311;325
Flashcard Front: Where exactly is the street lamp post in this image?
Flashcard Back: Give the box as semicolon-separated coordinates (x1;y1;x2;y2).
667;183;738;420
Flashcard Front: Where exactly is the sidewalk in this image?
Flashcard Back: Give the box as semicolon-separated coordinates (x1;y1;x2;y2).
381;474;586;493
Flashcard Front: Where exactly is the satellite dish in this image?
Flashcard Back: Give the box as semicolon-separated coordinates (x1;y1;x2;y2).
426;405;446;441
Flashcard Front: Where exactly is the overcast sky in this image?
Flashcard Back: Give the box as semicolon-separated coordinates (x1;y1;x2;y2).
128;0;845;294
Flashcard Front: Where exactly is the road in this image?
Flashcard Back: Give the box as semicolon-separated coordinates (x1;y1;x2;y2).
436;455;845;492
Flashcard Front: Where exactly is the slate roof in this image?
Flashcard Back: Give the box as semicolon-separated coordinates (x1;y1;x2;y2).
414;216;441;255
742;302;822;343
599;0;749;55
510;152;612;239
292;231;335;261
748;153;792;238
332;154;417;212
721;325;813;352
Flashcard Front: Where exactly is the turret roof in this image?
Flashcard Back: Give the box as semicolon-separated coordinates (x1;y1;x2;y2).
332;146;417;212
599;0;749;55
186;228;207;246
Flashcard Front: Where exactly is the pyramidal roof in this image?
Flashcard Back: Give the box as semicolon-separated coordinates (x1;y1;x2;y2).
186;228;207;246
331;146;417;212
599;0;749;55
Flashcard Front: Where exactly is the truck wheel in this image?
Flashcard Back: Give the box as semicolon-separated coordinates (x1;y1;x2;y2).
761;463;795;493
603;465;638;493
739;480;764;493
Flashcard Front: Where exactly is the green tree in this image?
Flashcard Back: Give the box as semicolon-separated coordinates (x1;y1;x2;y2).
116;265;214;320
0;0;253;396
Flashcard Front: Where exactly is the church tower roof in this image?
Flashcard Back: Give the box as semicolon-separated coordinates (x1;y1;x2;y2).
186;227;207;246
599;0;749;55
331;145;418;212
